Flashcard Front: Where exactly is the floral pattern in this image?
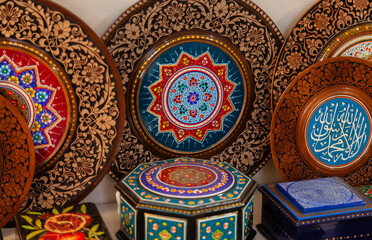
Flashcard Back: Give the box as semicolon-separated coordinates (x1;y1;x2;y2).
356;184;372;200
0;0;125;210
0;54;63;155
147;52;236;144
16;203;110;240
272;0;372;111
0;95;34;227
145;214;186;240
271;58;372;186
198;213;237;240
103;0;283;180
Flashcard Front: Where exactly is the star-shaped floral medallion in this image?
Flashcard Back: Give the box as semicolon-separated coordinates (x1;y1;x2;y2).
148;52;235;143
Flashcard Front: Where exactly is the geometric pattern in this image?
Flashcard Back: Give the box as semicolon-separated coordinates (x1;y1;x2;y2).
148;52;235;143
243;197;254;239
356;184;372;201
198;212;237;240
0;54;62;148
0;46;70;168
212;229;223;240
276;178;365;213
145;213;186;240
120;197;136;240
139;159;235;199
123;158;252;209
159;229;172;240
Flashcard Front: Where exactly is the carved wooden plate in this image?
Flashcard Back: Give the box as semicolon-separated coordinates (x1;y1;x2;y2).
0;95;35;227
271;57;372;186
272;0;372;111
0;0;125;210
103;0;283;180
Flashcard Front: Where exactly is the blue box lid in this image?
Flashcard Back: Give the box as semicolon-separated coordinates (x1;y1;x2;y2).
259;177;372;226
276;178;365;213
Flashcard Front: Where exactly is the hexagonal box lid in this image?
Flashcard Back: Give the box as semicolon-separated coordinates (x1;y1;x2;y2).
116;158;257;213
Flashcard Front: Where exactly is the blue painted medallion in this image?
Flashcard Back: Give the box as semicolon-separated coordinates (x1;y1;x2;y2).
164;67;220;127
307;96;371;167
139;42;244;153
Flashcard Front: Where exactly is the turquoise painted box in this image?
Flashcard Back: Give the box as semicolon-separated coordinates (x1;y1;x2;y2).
258;177;372;240
116;158;257;240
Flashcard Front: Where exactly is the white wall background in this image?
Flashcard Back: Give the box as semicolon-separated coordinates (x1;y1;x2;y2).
48;0;318;204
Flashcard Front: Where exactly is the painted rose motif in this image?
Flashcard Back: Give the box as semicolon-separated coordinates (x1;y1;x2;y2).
19;204;106;240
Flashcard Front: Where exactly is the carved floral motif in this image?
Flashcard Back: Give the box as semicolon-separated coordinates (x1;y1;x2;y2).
0;0;124;210
272;0;372;111
103;0;283;180
0;96;34;227
271;58;372;186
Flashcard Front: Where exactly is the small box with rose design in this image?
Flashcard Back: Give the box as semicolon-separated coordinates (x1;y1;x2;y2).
15;202;112;240
116;158;257;240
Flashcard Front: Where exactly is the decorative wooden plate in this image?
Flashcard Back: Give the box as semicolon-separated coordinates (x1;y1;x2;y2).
0;0;125;210
272;0;372;111
271;57;372;186
103;0;283;180
0;95;35;227
0;40;76;173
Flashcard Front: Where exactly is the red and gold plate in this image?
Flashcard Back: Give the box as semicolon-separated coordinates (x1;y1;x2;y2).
0;0;126;210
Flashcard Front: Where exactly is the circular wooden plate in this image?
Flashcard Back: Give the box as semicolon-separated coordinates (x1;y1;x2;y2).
0;0;126;210
0;95;35;227
103;0;283;180
271;57;372;186
0;40;77;173
272;0;372;111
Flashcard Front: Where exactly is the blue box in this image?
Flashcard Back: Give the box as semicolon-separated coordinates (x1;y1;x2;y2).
258;177;372;240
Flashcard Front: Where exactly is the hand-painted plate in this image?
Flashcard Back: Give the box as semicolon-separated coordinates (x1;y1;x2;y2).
103;0;283;180
0;0;125;210
271;57;372;186
0;40;76;173
0;95;35;227
272;0;372;111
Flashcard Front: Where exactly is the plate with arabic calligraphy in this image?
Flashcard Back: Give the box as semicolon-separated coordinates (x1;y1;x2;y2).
0;0;125;210
272;0;372;112
271;57;372;186
103;0;283;180
0;95;35;227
